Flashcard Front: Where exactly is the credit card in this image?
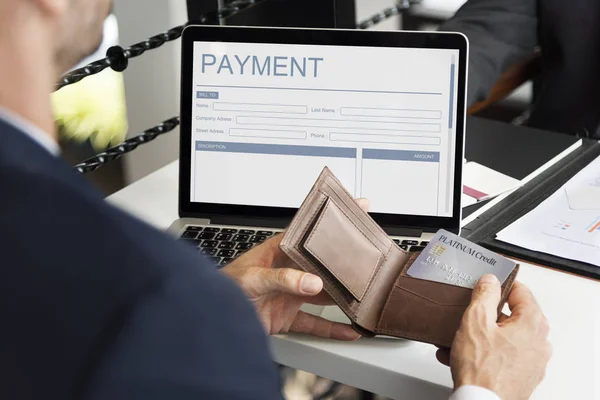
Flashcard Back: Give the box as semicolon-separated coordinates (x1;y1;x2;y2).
406;230;517;288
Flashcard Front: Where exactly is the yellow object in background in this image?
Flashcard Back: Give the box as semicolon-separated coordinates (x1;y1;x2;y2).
52;67;128;150
52;14;128;150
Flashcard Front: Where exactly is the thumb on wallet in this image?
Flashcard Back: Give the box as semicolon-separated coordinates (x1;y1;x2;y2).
251;267;323;297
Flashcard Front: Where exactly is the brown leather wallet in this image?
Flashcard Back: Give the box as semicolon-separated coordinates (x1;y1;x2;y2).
280;167;519;348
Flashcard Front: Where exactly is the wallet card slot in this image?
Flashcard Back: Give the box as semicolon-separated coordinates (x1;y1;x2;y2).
302;198;384;302
393;251;472;306
395;252;516;306
374;252;519;347
393;275;472;307
376;284;466;348
374;251;472;347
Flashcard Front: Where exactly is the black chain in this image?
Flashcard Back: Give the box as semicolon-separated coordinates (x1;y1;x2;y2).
57;0;266;91
73;117;180;174
73;1;417;173
56;25;184;91
357;0;420;29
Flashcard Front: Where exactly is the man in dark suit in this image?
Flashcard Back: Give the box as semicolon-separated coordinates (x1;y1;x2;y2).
441;0;600;138
0;2;361;399
0;1;550;399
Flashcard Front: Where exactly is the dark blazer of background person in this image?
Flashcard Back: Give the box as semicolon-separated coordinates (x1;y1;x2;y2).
0;118;283;400
440;0;600;139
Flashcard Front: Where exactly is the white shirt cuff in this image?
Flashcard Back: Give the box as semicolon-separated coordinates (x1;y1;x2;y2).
449;385;501;400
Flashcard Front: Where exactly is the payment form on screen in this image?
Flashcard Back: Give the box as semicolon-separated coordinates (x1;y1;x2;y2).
190;41;459;217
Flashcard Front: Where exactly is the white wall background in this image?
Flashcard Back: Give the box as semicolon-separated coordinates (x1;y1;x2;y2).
114;0;188;184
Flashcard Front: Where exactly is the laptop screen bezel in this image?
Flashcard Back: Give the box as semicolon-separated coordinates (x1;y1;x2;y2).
179;25;468;233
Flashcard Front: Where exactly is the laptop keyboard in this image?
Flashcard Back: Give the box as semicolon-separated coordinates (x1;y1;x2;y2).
178;225;280;267
394;239;430;253
179;225;430;267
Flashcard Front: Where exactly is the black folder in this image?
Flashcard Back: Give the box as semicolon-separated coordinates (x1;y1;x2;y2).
461;118;600;279
462;117;583;222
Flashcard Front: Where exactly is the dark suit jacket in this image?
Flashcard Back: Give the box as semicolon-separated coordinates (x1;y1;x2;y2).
440;0;600;138
0;118;283;400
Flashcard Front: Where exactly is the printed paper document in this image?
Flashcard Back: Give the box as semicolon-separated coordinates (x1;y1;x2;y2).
496;156;600;266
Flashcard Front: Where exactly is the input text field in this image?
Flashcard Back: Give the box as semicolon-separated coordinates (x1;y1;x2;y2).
330;133;441;146
214;102;308;114
236;116;441;133
340;107;441;119
229;128;307;140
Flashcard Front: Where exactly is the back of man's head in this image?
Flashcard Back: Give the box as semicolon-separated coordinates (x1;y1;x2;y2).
0;0;111;136
2;0;110;74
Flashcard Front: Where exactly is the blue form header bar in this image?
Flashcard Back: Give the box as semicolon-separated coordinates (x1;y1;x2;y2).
363;149;440;162
197;91;219;99
195;141;356;159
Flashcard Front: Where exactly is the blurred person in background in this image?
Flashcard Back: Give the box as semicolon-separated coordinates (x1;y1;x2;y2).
52;9;128;150
441;0;600;139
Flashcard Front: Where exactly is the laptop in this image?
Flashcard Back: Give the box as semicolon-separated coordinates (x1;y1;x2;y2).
169;25;468;267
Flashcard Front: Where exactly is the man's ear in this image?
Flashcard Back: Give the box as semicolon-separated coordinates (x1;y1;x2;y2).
32;0;69;18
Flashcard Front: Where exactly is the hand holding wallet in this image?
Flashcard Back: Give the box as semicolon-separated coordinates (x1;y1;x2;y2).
280;167;519;348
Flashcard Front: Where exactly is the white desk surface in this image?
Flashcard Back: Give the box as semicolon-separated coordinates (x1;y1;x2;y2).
107;160;600;400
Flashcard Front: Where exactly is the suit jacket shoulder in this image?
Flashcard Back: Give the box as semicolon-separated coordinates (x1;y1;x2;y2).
0;120;282;400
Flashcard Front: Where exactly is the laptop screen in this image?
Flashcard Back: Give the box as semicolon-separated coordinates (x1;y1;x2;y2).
189;40;460;218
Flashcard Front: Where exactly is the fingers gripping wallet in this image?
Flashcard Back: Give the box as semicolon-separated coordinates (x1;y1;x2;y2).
280;167;519;348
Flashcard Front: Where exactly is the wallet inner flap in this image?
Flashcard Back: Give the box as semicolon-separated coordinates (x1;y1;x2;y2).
303;198;383;302
374;255;476;347
375;253;519;347
279;167;410;332
391;252;515;306
320;179;391;252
